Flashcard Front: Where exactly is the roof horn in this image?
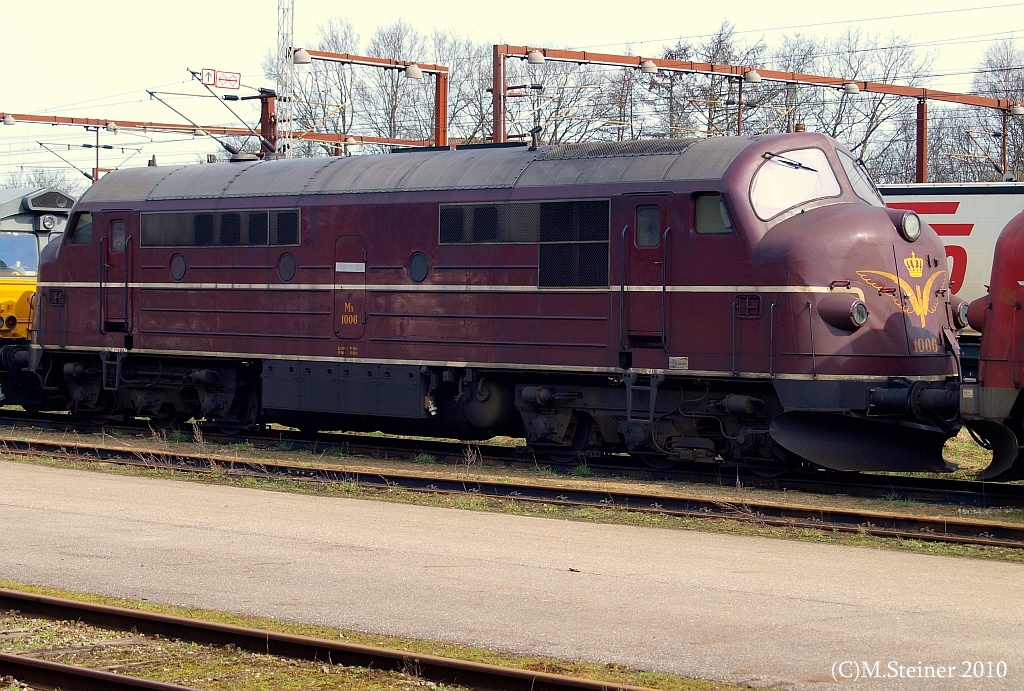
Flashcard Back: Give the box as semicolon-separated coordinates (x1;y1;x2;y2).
529;125;543;151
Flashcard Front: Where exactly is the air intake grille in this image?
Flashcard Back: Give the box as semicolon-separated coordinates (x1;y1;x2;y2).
537;139;701;160
26;190;75;212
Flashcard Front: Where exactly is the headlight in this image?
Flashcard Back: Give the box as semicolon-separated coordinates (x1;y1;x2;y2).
950;296;970;330
819;293;869;331
851;300;869;326
899;211;922;242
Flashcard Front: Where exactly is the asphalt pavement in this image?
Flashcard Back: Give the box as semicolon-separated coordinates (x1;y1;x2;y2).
1;459;1021;690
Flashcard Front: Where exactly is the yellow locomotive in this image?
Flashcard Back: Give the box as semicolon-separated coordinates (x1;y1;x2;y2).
0;188;75;343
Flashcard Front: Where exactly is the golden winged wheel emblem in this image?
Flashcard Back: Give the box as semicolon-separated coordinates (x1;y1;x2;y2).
856;252;947;328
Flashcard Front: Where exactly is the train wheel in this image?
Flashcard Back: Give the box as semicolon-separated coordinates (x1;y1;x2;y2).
632;450;678;471
749;467;785;478
148;411;187;431
214;420;246;436
534;415;595;466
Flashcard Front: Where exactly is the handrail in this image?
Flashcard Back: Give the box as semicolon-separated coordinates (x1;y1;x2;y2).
98;236;106;334
807;301;816;378
660;226;671;352
124;235;132;335
618;225;629;351
731;298;738;375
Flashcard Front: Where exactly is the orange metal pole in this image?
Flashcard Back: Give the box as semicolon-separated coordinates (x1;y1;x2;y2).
916;99;928;183
493;45;507;143
260;92;277;156
434;72;448;147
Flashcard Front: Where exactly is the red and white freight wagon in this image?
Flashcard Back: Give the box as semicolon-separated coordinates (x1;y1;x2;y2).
880;183;1024;375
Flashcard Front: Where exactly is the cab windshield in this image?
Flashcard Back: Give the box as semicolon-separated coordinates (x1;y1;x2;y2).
0;232;39;276
750;147;841;220
838;150;885;206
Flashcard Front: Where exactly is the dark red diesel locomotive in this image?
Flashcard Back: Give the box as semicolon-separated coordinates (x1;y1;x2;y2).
23;132;966;473
961;209;1024;479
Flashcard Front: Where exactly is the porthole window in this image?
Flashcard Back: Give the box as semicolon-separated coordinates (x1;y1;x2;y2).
278;253;296;282
169;253;186;281
408;252;429;283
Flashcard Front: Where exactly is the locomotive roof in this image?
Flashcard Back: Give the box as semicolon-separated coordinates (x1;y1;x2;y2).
78;134;809;204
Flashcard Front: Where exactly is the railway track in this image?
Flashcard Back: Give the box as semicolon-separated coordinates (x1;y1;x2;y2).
2;433;1022;550
0;588;651;691
2;409;1022;508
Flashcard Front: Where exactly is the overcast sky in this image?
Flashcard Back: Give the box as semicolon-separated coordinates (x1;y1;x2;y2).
1;0;1020;185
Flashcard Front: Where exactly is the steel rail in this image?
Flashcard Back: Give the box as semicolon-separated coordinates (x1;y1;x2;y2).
0;652;197;690
2;436;1022;549
2;409;1022;508
0;589;652;691
2;408;1024;508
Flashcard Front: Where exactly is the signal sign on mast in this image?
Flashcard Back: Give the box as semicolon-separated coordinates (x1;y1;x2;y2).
201;68;241;90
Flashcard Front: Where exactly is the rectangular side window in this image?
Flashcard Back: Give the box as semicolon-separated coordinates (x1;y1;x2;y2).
246;212;269;245
110;220;126;253
694;194;734;235
272;211;299;245
221;213;241;246
194;214;215;245
636;205;661;247
439;200;609;287
140;209;297;247
439;207;465;243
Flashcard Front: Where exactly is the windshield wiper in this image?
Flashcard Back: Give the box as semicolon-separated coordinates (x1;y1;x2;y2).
763;151;817;172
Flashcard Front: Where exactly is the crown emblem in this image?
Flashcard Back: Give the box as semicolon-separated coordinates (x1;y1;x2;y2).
903;252;924;278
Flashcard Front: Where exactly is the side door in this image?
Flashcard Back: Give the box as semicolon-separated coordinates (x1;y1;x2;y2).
622;197;669;348
100;211;132;338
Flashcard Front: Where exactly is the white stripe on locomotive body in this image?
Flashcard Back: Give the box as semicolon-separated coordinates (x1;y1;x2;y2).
39;281;864;298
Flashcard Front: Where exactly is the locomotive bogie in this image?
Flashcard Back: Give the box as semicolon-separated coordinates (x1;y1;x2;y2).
44;353;255;429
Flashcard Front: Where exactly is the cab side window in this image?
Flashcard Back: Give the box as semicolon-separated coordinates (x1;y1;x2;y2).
68;212;93;245
694;194;734;235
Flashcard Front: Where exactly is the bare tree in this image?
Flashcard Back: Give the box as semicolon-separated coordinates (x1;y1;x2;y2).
428;30;491;144
651;22;765;138
967;37;1024;180
262;18;361;157
4;169;86;197
265;12;1019;182
593;54;659;141
503;58;608;144
355;20;433;150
